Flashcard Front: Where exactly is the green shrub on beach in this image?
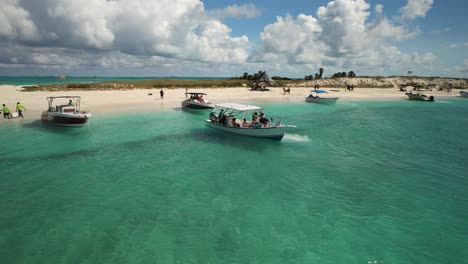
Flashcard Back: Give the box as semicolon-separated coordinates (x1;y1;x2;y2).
66;83;92;89
408;82;425;88
22;86;39;91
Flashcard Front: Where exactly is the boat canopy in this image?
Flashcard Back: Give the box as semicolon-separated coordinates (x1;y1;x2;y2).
311;90;327;94
215;103;262;111
47;96;82;100
185;92;207;95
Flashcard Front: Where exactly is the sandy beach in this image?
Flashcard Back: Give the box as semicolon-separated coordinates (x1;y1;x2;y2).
0;84;463;120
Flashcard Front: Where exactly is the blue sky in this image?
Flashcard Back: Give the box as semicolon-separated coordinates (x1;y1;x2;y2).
0;0;467;78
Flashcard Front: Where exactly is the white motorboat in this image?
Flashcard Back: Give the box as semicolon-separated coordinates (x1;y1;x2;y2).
305;90;339;104
460;91;468;98
405;91;434;101
41;96;91;126
205;103;295;140
182;92;214;110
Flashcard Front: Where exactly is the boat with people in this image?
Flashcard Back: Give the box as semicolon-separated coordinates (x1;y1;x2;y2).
460;91;468;98
182;92;214;110
405;91;435;101
305;90;339;104
41;96;91;126
205;103;295;140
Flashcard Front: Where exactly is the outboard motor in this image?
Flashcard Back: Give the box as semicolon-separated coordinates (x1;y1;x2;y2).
428;96;434;101
209;111;219;122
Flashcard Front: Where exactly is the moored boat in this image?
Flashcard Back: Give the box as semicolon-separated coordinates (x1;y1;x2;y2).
460;91;468;98
405;91;435;101
182;92;214;109
205;103;294;140
41;96;91;126
305;90;339;104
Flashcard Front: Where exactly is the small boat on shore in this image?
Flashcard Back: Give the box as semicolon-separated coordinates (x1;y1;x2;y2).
41;96;91;126
460;91;468;98
205;103;294;140
405;91;435;101
305;90;339;104
182;92;214;110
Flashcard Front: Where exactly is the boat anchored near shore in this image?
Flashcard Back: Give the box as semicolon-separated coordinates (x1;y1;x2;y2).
41;96;91;126
405;91;435;101
305;89;339;104
205;103;295;140
182;92;214;110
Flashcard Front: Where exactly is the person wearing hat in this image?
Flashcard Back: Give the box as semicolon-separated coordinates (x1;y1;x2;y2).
16;102;26;118
1;104;11;119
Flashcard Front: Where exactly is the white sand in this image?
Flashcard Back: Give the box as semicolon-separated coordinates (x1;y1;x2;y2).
0;84;461;120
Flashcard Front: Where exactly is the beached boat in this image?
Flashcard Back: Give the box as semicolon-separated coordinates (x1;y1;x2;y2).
405;91;435;101
460;91;468;98
205;103;294;140
41;96;91;126
305;90;339;104
182;92;214;110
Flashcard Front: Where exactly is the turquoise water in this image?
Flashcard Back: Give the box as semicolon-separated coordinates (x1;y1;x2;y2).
0;99;467;263
0;76;226;86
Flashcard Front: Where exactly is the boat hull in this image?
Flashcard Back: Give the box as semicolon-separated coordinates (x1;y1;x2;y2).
205;120;286;140
406;93;434;101
460;91;468;98
182;100;214;109
305;97;339;104
41;111;91;126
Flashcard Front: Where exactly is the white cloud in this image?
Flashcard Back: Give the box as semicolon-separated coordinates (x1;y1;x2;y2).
0;0;40;42
448;42;468;49
375;4;384;14
209;3;263;20
398;0;433;21
252;0;434;76
431;27;451;35
0;0;250;63
455;59;468;74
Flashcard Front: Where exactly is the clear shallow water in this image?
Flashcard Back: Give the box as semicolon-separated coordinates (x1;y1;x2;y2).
0;99;467;263
0;76;225;86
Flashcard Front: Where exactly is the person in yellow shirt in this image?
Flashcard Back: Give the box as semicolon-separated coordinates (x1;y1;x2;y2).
2;104;11;119
16;102;26;118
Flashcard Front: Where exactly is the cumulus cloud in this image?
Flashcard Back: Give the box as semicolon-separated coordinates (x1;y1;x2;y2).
209;3;263;20
0;0;40;42
0;0;250;63
398;0;433;21
0;0;445;77
375;4;384;14
252;0;436;76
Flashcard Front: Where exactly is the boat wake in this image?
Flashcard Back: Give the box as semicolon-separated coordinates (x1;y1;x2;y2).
283;133;311;142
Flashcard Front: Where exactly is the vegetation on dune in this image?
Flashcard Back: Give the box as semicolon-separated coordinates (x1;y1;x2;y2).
19;75;468;92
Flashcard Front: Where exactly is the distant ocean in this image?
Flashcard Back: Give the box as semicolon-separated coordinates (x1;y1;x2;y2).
0;76;226;86
0;99;467;263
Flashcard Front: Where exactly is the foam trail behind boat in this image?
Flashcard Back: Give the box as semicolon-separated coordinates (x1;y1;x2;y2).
282;134;311;142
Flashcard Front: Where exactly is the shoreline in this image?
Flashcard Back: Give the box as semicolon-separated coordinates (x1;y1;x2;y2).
0;84;464;121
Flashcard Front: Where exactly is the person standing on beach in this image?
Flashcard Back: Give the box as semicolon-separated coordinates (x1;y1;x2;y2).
1;104;11;119
16;102;26;118
160;89;164;99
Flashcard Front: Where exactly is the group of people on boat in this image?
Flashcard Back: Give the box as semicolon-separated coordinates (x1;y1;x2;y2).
1;102;27;119
218;111;272;128
190;94;204;103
